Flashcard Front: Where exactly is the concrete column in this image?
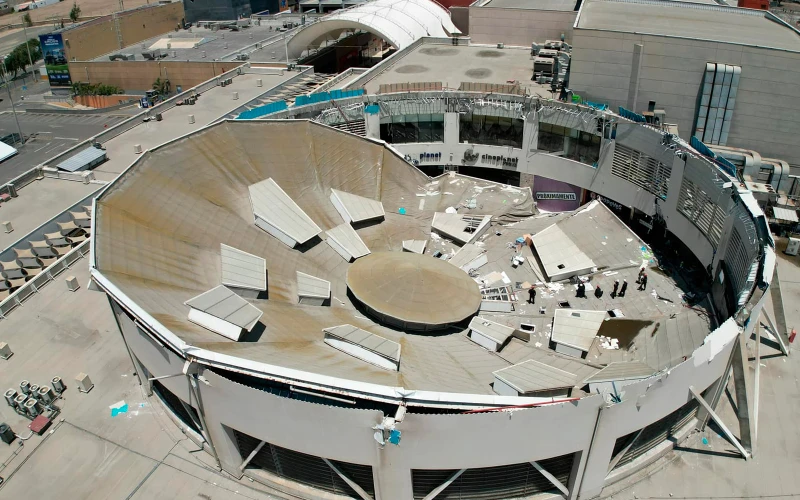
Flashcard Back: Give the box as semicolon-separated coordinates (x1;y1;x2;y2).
364;107;380;140
626;44;644;111
375;450;414;499
444;112;460;146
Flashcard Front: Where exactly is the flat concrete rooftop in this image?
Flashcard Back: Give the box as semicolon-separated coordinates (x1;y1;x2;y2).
90;23;295;63
363;44;555;96
577;0;800;52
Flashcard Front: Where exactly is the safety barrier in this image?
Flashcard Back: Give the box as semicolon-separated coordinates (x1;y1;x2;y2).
294;88;364;106
0;238;90;319
237;100;289;119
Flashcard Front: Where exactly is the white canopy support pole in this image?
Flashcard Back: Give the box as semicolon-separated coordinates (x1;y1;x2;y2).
422;468;467;500
689;386;750;460
531;460;569;497
239;440;266;471
753;322;761;457
606;428;645;474
322;458;373;500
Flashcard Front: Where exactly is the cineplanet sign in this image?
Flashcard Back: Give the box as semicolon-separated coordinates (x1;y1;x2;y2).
536;192;577;201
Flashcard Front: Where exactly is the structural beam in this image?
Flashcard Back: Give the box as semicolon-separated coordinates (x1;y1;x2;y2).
323;458;373;500
532;460;569;497
239;440;266;471
606;428;644;473
731;329;754;453
761;310;789;356
422;468;467;500
689;386;749;460
753;322;761;457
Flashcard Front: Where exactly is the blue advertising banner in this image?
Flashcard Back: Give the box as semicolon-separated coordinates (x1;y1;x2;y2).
38;33;71;87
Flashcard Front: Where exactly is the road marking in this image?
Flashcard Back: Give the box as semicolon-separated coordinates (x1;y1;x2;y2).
54;137;80;141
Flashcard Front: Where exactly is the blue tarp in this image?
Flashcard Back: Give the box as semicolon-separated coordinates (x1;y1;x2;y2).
618;106;646;123
690;136;737;177
237;100;289;120
295;88;364;107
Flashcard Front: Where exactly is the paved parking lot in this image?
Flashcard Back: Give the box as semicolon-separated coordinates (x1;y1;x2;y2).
0;112;129;183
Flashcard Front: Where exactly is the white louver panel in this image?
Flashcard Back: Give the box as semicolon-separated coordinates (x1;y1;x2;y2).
695;63;741;146
611;143;671;199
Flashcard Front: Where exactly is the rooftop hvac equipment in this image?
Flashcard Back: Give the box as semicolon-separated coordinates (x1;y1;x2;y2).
4;388;16;407
134;144;142;154
24;397;41;417
13;394;26;408
29;384;39;397
37;386;54;404
257;78;262;87
537;49;559;60
233;92;239;100
0;423;14;444
0;342;11;360
786;237;800;256
19;380;30;394
66;275;80;292
2;221;12;233
75;373;94;393
51;377;65;393
188;115;195;124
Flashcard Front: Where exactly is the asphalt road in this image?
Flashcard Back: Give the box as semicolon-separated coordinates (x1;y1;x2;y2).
0;111;129;183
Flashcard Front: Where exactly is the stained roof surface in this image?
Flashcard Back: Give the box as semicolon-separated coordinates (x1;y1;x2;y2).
92;120;711;396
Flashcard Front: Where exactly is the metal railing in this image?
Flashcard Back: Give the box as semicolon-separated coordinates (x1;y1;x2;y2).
0;238;90;319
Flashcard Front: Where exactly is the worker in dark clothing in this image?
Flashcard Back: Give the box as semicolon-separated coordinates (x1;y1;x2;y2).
594;285;603;298
576;282;585;298
637;267;645;284
528;286;536;304
619;279;628;297
612;279;619;298
638;273;648;291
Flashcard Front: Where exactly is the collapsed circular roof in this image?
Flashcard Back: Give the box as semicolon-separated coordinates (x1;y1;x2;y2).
347;251;482;330
287;0;461;58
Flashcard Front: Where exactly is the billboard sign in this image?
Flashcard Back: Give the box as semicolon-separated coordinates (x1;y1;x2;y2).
532;175;583;212
38;33;71;87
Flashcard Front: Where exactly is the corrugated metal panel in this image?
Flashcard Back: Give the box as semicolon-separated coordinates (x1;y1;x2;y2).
493;359;578;394
248;178;322;245
184;285;263;330
412;453;574;500
552;309;607;352
220;244;267;291
330;188;385;223
296;271;330;299
448;244;486;271
402;240;427;254
325;223;370;260
56;147;106;172
611;143;671;200
773;207;798;223
324;324;401;363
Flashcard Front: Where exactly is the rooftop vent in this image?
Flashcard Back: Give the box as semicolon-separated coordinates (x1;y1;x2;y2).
323;324;401;371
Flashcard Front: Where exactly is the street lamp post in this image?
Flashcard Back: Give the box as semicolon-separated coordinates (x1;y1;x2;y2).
21;21;35;83
1;65;25;146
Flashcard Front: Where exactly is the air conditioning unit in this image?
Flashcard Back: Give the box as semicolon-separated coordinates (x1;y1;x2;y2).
29;384;40;397
51;377;65;393
37;386;54;404
66;276;80;292
4;388;17;407
24;397;41;417
786;237;800;256
0;342;11;360
19;380;30;395
75;373;93;393
2;221;12;233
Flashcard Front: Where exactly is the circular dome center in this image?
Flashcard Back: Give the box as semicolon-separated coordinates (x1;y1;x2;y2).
346;252;482;331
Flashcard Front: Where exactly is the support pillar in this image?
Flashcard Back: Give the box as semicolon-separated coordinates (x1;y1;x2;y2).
731;330;755;454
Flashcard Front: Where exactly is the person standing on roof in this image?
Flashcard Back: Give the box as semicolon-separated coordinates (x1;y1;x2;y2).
638;273;648;291
528;286;536;304
637;267;645;284
619;279;628;297
612;279;619;298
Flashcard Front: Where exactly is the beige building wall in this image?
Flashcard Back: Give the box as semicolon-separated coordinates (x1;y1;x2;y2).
68;60;236;91
63;2;184;62
569;29;800;166
468;7;577;46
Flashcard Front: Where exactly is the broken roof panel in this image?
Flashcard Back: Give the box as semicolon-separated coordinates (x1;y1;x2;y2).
323;324;401;371
493;359;578;394
220;243;267;291
448;243;488;271
583;361;655;383
325;223;371;261
402;239;427;254
248;178;322;246
531;224;595;281
431;212;492;245
330;188;385;224
185;285;263;330
551;309;607;352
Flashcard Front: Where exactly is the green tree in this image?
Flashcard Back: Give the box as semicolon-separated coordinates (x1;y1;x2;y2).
152;77;171;96
22;13;32;27
69;2;81;23
71;82;123;96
